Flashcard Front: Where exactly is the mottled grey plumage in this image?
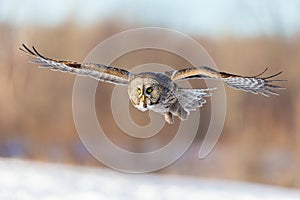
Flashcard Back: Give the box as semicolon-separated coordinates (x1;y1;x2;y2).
20;44;285;124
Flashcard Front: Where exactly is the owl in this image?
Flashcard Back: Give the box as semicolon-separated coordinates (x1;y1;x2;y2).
20;44;285;124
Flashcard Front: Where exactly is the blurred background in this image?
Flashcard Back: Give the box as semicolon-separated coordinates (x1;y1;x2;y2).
0;0;300;188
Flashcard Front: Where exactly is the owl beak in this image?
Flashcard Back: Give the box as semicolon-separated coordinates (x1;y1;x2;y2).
141;94;147;108
141;94;145;102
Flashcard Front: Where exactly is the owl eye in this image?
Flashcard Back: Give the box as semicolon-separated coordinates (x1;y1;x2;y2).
137;88;142;94
146;87;153;94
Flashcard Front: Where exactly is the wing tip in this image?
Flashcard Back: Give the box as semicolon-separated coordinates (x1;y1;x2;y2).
19;43;43;58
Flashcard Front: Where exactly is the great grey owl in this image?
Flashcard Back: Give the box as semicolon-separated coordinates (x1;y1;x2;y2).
20;44;285;124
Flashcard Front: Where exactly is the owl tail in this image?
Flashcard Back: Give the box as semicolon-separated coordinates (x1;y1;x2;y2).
176;87;215;112
166;88;214;124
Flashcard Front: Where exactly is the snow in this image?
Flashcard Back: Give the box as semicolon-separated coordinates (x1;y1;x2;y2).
0;159;299;200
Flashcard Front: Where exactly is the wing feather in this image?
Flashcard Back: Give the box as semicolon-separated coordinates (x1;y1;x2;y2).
20;44;132;85
167;66;285;97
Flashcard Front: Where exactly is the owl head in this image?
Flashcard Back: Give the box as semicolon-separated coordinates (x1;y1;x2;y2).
128;76;162;111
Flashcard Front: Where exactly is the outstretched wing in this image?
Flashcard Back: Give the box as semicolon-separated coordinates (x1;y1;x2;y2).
167;66;285;97
19;44;132;85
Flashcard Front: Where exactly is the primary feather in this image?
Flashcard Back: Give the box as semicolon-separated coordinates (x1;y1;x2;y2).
19;44;131;85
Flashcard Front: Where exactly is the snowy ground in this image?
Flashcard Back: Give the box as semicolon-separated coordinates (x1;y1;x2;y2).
0;159;299;200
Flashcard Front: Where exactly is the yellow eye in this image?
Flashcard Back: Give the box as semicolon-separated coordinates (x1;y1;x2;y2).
137;88;142;94
146;87;153;94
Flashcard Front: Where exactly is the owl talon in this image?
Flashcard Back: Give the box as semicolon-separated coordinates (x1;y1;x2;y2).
164;113;174;124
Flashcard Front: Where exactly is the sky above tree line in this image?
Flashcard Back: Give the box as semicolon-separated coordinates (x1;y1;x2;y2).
1;0;300;37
